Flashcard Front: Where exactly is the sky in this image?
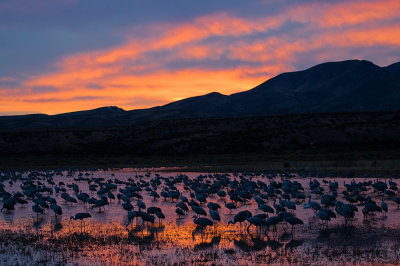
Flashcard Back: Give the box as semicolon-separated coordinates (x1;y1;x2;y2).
0;0;399;115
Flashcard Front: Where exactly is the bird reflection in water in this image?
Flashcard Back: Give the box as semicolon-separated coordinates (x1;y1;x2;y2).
127;223;165;247
193;235;221;250
6;170;398;264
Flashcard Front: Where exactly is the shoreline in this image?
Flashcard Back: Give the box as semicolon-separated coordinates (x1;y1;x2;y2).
1;153;400;174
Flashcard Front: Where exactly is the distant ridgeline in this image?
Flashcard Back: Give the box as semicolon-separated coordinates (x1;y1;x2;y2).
1;59;400;131
0;59;399;157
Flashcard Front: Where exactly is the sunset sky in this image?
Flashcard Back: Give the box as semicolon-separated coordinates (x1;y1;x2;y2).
0;0;399;115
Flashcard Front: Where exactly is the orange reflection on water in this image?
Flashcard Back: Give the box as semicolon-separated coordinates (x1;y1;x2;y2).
0;215;285;250
0;216;287;264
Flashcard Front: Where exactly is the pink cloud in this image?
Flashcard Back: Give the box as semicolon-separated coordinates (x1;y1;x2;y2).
1;0;399;115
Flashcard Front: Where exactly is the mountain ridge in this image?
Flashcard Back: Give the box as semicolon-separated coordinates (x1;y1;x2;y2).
1;59;400;130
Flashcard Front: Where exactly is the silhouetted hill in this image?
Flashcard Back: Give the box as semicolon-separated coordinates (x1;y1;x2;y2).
386;62;400;73
0;106;127;130
227;60;400;115
1;59;399;130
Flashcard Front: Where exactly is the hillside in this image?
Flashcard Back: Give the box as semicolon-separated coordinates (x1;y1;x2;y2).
0;59;399;130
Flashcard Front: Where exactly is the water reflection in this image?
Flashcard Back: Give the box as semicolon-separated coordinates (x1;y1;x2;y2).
33;216;45;231
1;169;400;264
284;239;303;254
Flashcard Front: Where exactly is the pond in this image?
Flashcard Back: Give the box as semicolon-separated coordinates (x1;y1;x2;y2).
1;169;400;265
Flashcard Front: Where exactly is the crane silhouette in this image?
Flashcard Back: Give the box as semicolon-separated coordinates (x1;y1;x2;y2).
50;204;62;217
70;212;92;232
193;216;213;228
228;210;252;229
284;216;304;238
381;197;388;214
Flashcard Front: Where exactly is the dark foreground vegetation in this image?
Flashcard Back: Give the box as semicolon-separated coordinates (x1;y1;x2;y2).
0;111;399;170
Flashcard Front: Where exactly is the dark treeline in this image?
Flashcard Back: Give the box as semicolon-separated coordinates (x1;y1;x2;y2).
0;111;399;159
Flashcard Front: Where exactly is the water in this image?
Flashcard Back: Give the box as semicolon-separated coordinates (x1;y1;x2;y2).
1;169;400;265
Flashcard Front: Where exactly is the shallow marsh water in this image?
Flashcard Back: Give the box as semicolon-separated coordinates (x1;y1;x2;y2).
1;169;400;265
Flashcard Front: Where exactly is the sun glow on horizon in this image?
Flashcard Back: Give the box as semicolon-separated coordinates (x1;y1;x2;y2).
0;0;399;115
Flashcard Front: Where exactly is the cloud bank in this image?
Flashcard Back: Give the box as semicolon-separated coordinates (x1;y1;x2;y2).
0;0;399;114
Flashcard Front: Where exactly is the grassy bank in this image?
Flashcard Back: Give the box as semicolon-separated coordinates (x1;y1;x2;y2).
1;151;400;174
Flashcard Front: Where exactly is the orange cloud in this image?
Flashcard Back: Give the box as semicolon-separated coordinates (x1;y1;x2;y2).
284;0;400;28
1;0;400;115
317;0;400;27
228;25;400;64
154;13;281;50
1;67;268;114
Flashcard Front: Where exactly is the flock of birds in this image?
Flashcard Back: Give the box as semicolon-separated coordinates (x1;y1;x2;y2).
0;170;399;237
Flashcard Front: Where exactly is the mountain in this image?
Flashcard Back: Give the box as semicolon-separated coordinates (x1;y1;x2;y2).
226;60;400;115
386;62;400;73
0;106;127;130
1;59;400;130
